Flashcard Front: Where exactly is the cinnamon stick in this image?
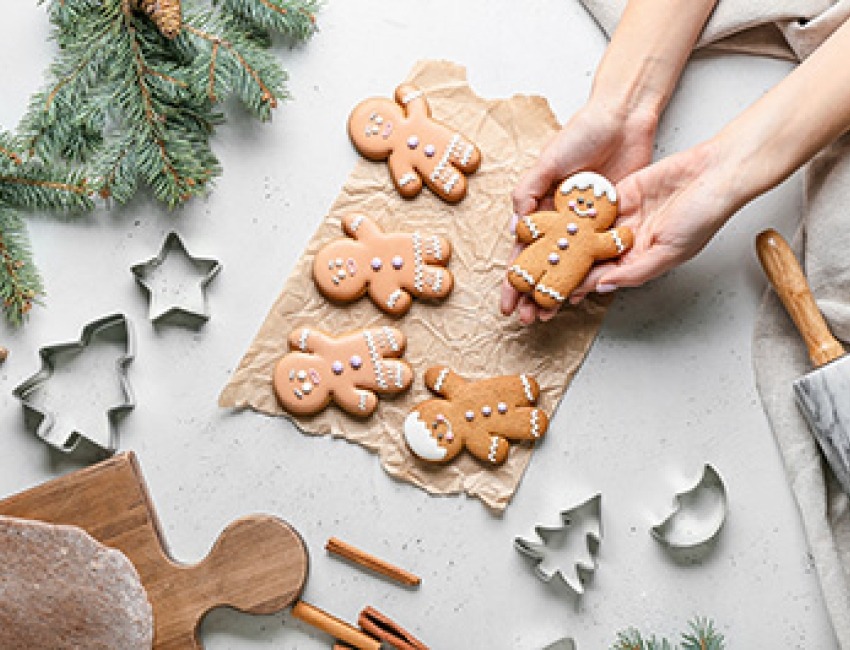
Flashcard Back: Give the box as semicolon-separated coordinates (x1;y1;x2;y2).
291;601;380;650
325;536;421;587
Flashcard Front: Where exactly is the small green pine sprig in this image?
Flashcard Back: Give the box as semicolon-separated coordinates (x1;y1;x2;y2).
612;617;725;650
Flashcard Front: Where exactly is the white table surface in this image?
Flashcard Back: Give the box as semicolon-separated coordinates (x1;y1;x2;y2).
0;1;839;648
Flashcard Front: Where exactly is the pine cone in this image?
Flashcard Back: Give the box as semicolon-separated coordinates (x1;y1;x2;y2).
133;0;182;38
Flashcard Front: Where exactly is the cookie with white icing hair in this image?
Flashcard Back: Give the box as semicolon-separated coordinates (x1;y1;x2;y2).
348;83;481;203
273;326;413;417
507;170;633;309
403;366;549;466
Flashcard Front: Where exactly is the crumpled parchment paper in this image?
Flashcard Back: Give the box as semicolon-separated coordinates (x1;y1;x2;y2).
219;59;610;512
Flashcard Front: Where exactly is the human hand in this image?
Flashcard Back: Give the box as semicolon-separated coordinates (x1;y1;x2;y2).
501;103;658;324
569;139;741;302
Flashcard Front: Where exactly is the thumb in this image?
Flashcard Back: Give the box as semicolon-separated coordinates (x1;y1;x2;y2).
512;159;563;216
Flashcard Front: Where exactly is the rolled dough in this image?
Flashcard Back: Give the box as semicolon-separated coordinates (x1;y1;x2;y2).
0;515;153;649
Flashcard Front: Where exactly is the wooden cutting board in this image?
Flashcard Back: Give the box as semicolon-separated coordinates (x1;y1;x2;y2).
0;452;309;649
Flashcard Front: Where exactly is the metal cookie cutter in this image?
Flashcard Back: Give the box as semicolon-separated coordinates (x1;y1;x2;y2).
131;231;221;328
651;464;727;554
514;493;602;597
13;313;135;460
542;638;577;650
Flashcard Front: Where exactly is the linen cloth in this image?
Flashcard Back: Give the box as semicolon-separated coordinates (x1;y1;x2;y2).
580;0;850;644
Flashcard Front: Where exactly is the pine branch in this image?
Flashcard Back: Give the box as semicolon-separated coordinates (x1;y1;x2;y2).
611;618;724;650
0;207;44;326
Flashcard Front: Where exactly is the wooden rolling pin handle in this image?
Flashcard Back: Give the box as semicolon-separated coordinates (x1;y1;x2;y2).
292;601;381;650
756;229;846;367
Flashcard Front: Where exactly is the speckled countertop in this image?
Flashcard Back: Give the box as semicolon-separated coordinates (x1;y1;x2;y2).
0;1;837;648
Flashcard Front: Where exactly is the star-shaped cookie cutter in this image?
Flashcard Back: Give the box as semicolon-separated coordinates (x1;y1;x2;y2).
131;232;221;327
514;493;603;597
12;313;136;460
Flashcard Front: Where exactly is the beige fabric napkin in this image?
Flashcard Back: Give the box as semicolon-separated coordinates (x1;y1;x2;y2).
579;0;850;644
220;60;611;513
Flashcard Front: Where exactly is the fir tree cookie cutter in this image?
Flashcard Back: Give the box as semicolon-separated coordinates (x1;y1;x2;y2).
651;464;727;552
543;639;577;650
131;232;222;327
514;493;602;597
12;313;136;460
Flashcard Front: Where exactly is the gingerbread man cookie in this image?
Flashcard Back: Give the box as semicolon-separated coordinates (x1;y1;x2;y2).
507;171;634;309
313;213;454;317
403;367;549;466
348;83;482;203
273;326;413;417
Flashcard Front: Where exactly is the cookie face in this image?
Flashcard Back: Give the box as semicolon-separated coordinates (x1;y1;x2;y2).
312;214;454;316
273;353;333;416
273;327;413;417
403;401;464;462
507;171;633;309
403;367;549;466
348;98;403;160
347;84;482;203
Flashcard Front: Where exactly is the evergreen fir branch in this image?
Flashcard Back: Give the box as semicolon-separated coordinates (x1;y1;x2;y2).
0;207;43;326
611;618;724;650
181;12;287;120
215;0;320;42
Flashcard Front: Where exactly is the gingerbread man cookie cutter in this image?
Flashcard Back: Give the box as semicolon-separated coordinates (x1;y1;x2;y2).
273;326;413;417
348;83;482;203
514;494;603;597
12;313;136;460
313;213;454;317
508;171;633;309
403;366;549;466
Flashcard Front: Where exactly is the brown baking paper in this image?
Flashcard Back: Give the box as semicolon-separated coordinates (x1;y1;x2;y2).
219;60;610;512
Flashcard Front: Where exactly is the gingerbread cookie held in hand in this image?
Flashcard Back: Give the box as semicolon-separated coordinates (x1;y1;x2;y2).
348;84;482;203
508;171;634;309
403;367;549;466
273;327;413;417
313;214;453;317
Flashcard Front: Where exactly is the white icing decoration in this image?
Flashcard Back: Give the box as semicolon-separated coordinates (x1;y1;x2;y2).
530;409;541;438
358;391;368;411
612;230;626;253
363;330;387;390
431;271;443;294
433;367;450;393
443;172;460;194
413;231;424;293
403;411;448;461
488;436;500;463
430;235;443;261
510;264;536;287
382;326;400;352
522;215;541;240
386;289;404;309
460;143;474;167
349;214;364;233
558;171;617;203
298;329;311;352
394;363;405;388
535;282;565;303
519;374;535;403
398;172;418;187
400;89;423;105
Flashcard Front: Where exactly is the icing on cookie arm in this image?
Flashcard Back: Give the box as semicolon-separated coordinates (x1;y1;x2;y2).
423;366;467;399
334;384;379;417
593;226;634;260
288;327;334;355
465;431;510;465
342;213;382;243
515;211;560;244
395;84;430;119
388;154;422;197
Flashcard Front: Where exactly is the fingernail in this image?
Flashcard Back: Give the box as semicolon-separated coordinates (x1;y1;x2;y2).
596;283;618;294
